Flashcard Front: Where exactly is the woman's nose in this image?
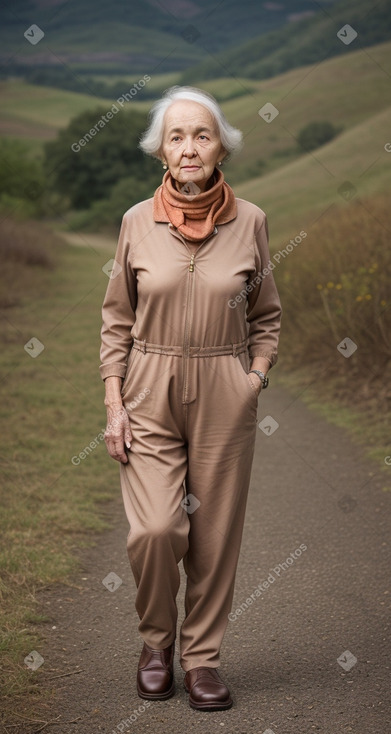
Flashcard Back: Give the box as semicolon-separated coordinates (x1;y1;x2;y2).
182;138;196;157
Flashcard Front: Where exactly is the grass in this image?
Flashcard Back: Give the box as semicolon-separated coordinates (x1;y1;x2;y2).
0;218;117;702
235;103;391;245
272;191;391;468
206;40;391;181
0;80;113;143
274;193;391;369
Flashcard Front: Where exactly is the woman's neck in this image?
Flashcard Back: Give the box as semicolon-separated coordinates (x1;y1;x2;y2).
173;170;216;194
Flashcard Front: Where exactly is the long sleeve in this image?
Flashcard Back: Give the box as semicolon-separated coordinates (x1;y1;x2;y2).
99;212;137;380
246;214;282;366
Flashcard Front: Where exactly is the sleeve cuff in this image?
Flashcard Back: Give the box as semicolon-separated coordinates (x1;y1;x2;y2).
99;363;127;380
248;349;278;367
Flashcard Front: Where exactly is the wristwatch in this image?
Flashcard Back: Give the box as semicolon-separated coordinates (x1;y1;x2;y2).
248;369;269;389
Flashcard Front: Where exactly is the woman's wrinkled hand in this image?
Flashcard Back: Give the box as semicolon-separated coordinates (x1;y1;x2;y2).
104;401;133;463
247;372;262;396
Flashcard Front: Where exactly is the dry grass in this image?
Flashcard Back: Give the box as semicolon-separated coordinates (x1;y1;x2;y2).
0;218;115;705
0;218;59;308
276;193;391;369
274;192;391;461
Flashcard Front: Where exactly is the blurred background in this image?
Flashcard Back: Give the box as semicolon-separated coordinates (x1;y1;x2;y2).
0;0;390;715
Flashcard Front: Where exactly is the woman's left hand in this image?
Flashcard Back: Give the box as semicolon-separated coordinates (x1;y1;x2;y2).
247;372;263;396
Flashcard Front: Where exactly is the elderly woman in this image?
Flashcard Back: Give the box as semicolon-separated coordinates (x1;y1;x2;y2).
100;86;281;711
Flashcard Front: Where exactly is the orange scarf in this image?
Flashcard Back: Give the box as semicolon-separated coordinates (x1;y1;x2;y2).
153;167;237;242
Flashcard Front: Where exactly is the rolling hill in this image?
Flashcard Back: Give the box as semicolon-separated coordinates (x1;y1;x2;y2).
235;103;391;246
0;0;334;75
181;0;391;82
0;81;112;144
1;37;390;245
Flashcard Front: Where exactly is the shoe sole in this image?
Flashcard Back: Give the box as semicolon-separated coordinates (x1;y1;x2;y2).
188;698;233;711
137;681;175;701
184;684;233;711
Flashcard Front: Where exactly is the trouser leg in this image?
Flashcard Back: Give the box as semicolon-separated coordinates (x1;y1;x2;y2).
119;352;189;649
120;449;189;649
179;354;258;671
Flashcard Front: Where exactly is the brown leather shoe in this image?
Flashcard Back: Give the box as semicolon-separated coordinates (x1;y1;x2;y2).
184;667;233;711
137;641;175;700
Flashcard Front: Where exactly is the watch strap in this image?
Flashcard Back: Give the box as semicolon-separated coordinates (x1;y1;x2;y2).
248;369;269;389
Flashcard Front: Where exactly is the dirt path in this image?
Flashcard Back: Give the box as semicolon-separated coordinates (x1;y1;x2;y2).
9;386;390;733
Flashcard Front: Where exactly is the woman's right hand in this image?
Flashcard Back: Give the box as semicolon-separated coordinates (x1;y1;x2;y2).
104;401;133;464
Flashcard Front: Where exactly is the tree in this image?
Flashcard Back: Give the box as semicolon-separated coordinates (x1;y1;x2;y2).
69;175;157;231
297;121;340;153
44;107;161;209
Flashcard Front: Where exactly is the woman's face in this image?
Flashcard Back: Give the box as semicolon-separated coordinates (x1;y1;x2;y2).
160;100;226;193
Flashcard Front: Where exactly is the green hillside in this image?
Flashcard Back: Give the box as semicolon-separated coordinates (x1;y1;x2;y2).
2;38;390;176
0;0;330;75
0;80;113;142
217;38;391;183
181;0;391;82
234;103;391;246
2;38;390;240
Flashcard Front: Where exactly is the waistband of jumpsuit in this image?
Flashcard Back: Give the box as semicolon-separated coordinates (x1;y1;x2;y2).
132;337;248;358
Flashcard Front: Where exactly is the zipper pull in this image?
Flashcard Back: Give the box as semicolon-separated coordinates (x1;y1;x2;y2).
189;254;195;272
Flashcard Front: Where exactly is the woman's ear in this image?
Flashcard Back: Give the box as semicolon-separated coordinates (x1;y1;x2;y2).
157;150;168;169
218;148;228;165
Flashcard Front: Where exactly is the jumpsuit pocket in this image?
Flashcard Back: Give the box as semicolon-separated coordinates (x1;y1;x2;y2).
236;352;260;402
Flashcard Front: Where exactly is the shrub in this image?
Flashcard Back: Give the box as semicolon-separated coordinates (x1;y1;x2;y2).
68;175;157;231
0;139;46;218
297;121;340;152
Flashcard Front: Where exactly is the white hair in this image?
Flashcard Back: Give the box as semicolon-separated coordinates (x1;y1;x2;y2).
139;85;243;159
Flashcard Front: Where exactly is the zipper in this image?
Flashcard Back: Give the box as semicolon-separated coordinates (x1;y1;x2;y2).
182;263;195;403
168;225;218;404
181;234;213;403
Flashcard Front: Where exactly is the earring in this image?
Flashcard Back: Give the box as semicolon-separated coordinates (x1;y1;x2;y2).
218;161;222;166
162;162;167;169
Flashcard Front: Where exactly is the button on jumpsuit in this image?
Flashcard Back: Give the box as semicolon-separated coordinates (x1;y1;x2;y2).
99;196;282;672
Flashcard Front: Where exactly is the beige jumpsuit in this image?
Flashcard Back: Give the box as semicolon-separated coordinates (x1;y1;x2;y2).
100;196;281;672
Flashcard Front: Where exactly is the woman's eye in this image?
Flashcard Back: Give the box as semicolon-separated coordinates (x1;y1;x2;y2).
199;135;208;140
